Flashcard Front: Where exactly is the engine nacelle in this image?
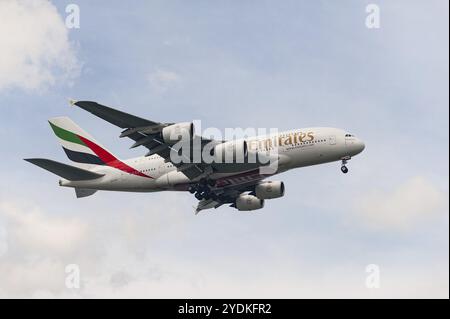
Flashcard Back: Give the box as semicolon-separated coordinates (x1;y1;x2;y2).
162;122;194;144
213;140;248;163
255;181;285;199
235;194;264;211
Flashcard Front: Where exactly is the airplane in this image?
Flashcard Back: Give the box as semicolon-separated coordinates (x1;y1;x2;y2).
25;101;365;213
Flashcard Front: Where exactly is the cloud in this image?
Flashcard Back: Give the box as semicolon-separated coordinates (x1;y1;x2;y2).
40;253;450;299
0;200;91;297
147;69;181;94
0;193;447;298
0;194;191;297
0;201;89;256
354;176;448;231
0;258;66;297
0;0;80;92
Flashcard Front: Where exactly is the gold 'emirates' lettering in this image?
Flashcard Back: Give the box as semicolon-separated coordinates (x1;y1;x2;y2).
248;131;315;151
298;132;306;143
283;135;293;146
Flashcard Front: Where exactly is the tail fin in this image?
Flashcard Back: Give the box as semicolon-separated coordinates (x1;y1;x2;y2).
24;158;104;181
48;117;120;168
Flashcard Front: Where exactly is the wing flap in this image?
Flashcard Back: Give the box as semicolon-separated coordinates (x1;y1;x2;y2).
195;199;223;214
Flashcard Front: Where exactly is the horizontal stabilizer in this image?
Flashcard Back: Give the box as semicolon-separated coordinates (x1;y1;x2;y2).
24;158;104;181
75;188;97;198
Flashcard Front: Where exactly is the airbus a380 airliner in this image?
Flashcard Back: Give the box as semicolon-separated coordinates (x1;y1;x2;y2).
26;101;365;213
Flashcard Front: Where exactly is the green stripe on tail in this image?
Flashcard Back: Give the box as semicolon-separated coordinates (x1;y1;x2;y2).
49;122;85;146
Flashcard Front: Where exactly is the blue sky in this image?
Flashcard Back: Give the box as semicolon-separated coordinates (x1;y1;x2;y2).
0;0;448;297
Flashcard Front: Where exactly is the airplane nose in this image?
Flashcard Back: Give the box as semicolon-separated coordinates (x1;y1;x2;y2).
344;135;365;155
356;139;365;153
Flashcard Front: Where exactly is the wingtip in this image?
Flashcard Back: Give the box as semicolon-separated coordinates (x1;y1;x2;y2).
68;98;78;106
23;158;38;164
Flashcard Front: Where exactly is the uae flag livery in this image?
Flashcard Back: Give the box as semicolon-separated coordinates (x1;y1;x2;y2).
49;117;151;178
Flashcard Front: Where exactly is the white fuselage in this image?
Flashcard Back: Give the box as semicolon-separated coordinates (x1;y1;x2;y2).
60;127;365;192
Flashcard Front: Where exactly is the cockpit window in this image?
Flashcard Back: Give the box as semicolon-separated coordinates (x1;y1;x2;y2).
345;134;354;137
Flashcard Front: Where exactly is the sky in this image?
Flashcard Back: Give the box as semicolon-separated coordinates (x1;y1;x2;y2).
0;0;448;298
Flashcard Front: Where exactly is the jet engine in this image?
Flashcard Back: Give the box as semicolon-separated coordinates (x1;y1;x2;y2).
235;194;264;211
162;122;194;144
213;140;248;163
255;181;285;199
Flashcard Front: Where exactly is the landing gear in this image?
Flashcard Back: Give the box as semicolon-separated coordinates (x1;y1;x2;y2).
207;179;216;187
191;178;216;200
202;191;211;200
341;157;350;174
188;186;197;194
194;189;211;200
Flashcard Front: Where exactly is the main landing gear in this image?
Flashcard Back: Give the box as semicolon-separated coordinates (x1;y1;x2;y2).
341;157;350;174
188;178;217;200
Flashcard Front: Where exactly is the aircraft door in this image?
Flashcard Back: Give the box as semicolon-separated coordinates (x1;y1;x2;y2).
328;135;336;145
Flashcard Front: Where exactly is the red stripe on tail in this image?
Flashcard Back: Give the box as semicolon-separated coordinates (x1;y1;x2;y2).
77;135;152;178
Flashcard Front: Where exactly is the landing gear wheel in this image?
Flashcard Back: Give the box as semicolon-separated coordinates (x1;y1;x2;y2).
202;189;211;198
188;186;196;194
192;179;216;200
340;157;350;174
195;192;203;200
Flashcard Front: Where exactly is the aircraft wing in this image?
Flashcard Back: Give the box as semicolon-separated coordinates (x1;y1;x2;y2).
71;100;159;128
73;100;220;179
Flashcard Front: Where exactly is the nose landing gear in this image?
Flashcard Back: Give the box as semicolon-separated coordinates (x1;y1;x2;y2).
341;157;351;174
